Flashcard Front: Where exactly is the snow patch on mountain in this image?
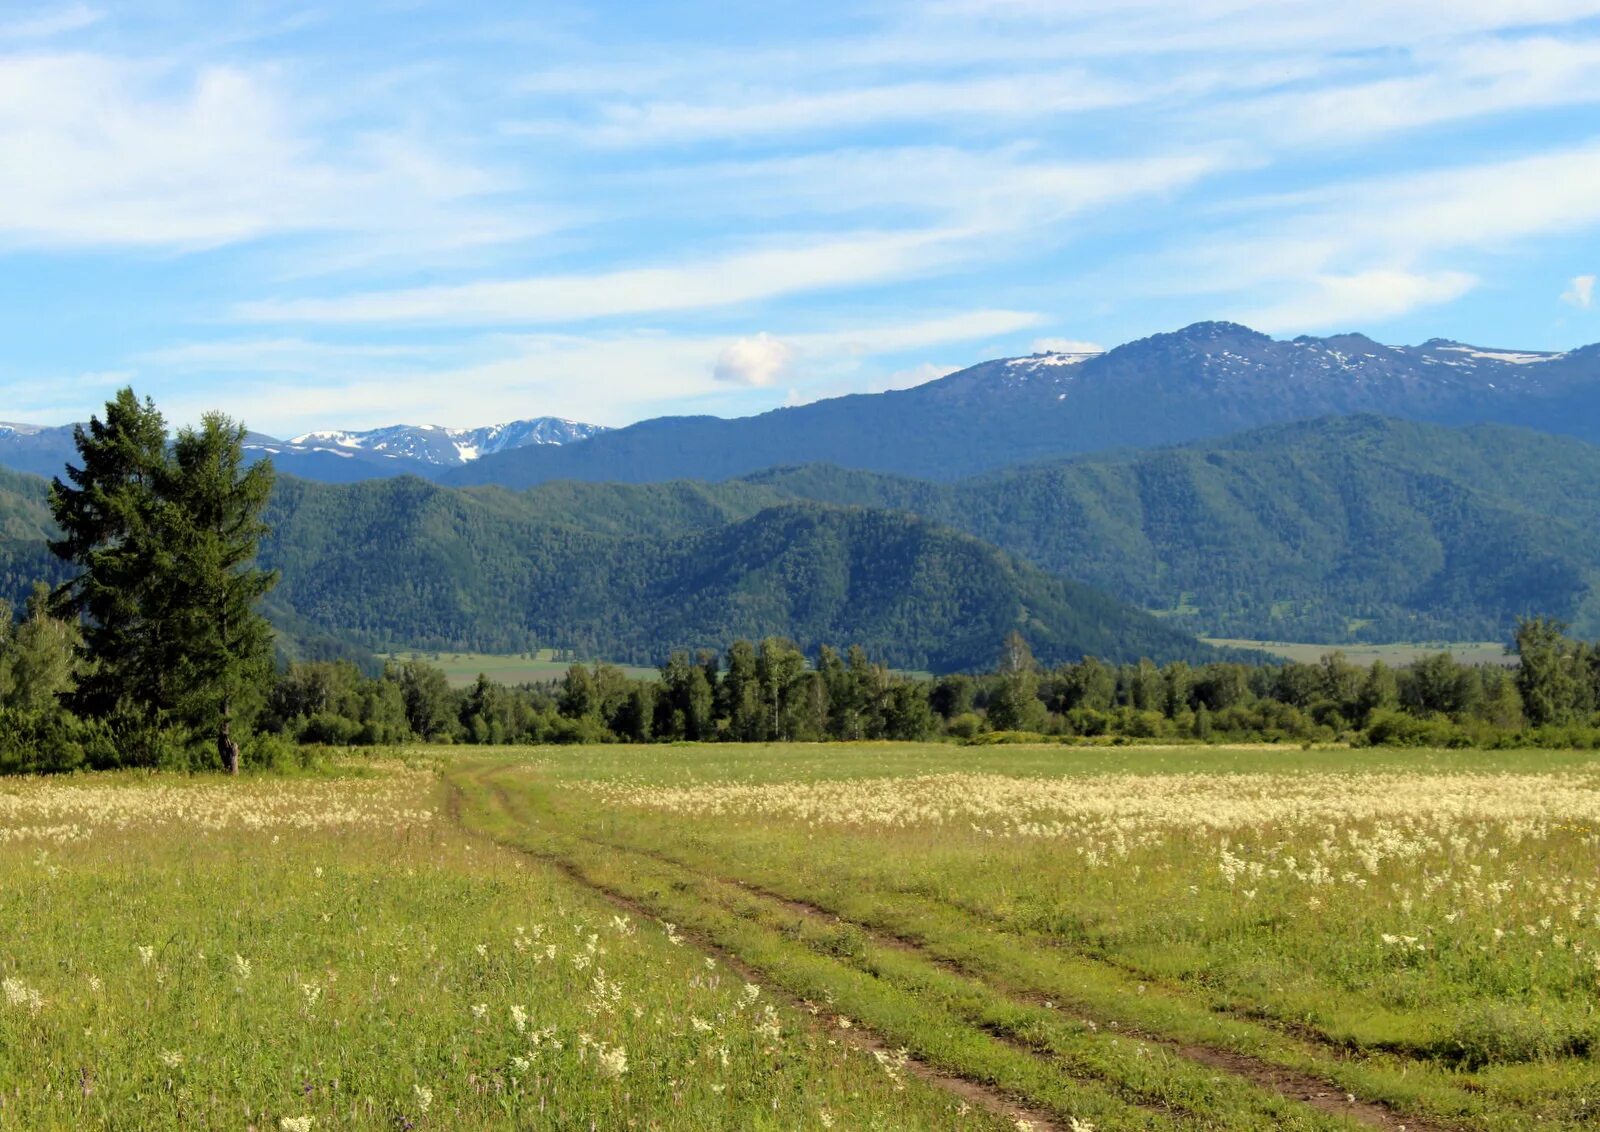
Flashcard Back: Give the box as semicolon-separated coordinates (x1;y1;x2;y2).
283;417;610;466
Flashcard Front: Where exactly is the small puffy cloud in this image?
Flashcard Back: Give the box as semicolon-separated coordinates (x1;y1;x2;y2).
1031;336;1104;354
1562;274;1595;308
712;332;794;385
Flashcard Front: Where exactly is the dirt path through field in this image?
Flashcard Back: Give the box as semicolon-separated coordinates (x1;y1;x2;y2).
449;758;1460;1132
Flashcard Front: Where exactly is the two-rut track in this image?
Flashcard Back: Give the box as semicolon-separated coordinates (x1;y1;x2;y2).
447;758;1480;1132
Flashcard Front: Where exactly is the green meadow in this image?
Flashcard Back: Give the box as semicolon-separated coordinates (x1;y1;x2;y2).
7;743;1600;1129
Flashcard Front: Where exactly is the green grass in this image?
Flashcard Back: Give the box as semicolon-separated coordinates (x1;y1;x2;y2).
446;742;1600;1130
11;742;1600;1129
0;761;1002;1130
1202;638;1516;666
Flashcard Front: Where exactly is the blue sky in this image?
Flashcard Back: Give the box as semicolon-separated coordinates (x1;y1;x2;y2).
1;0;1599;435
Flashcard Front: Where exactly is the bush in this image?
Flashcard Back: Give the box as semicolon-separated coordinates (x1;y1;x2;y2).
1359;709;1471;748
298;712;365;746
0;708;89;774
243;731;315;772
945;712;984;740
1443;1001;1596;1068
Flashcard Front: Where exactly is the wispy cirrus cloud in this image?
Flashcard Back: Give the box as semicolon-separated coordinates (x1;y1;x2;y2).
0;52;519;256
0;3;101;40
6;0;1600;433
233;152;1220;328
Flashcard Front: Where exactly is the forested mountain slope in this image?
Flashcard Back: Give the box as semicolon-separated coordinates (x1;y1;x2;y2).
398;416;1600;643
258;479;1216;669
443;321;1600;488
739;416;1600;641
0;469;1219;671
5;414;1594;656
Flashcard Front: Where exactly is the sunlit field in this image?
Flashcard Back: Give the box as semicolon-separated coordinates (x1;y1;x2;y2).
450;742;1600;1131
8;744;1600;1129
0;760;998;1131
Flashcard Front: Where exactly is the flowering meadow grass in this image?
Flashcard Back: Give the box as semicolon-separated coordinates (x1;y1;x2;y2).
447;742;1600;1131
0;760;1001;1130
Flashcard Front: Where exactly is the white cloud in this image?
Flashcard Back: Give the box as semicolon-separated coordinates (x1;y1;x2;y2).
0;4;100;39
1237;35;1600;144
0;53;514;253
1563;274;1595;308
545;71;1143;146
632;147;1228;229
1238;269;1478;332
713;333;794;386
1031;337;1104;354
1122;142;1600;329
236;229;965;325
233;149;1221;329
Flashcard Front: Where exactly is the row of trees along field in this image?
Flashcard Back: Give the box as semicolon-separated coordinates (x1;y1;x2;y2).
6;388;1600;771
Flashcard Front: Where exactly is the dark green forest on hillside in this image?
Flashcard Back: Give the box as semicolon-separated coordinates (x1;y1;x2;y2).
741;416;1600;641
2;414;1597;665
259;481;1215;670
0;465;1217;673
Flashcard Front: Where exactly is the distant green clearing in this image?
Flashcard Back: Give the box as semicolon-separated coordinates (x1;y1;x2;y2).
1203;638;1515;667
381;649;658;687
381;649;934;688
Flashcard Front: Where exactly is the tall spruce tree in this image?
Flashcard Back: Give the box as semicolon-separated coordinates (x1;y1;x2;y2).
48;389;171;722
49;393;277;771
163;413;278;772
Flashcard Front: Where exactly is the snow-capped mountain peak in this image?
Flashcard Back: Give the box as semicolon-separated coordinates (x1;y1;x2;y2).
282;417;609;467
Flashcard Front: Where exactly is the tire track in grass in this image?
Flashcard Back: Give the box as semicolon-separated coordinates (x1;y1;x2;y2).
538;793;1457;1132
454;762;1397;1132
496;763;1489;1131
447;762;1076;1132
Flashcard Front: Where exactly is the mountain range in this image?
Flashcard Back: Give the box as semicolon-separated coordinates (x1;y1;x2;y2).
3;320;1598;666
5;321;1597;491
0;417;607;484
440;321;1600;488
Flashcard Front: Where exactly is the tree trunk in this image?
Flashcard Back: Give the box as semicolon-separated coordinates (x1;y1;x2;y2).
218;703;239;775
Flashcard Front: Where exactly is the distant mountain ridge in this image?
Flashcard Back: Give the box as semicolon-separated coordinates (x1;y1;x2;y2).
0;416;608;483
5;322;1595;488
442;321;1600;488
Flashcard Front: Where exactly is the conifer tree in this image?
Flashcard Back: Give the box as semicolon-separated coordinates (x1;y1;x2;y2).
48;389;171;722
49;392;277;771
163;413;278;772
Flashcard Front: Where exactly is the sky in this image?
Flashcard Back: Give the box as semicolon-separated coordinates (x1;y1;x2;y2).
1;1;1599;435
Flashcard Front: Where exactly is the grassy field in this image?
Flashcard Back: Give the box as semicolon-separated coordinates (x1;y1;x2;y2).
380;649;659;686
452;742;1600;1131
1202;639;1516;666
7;743;1600;1129
0;759;999;1130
